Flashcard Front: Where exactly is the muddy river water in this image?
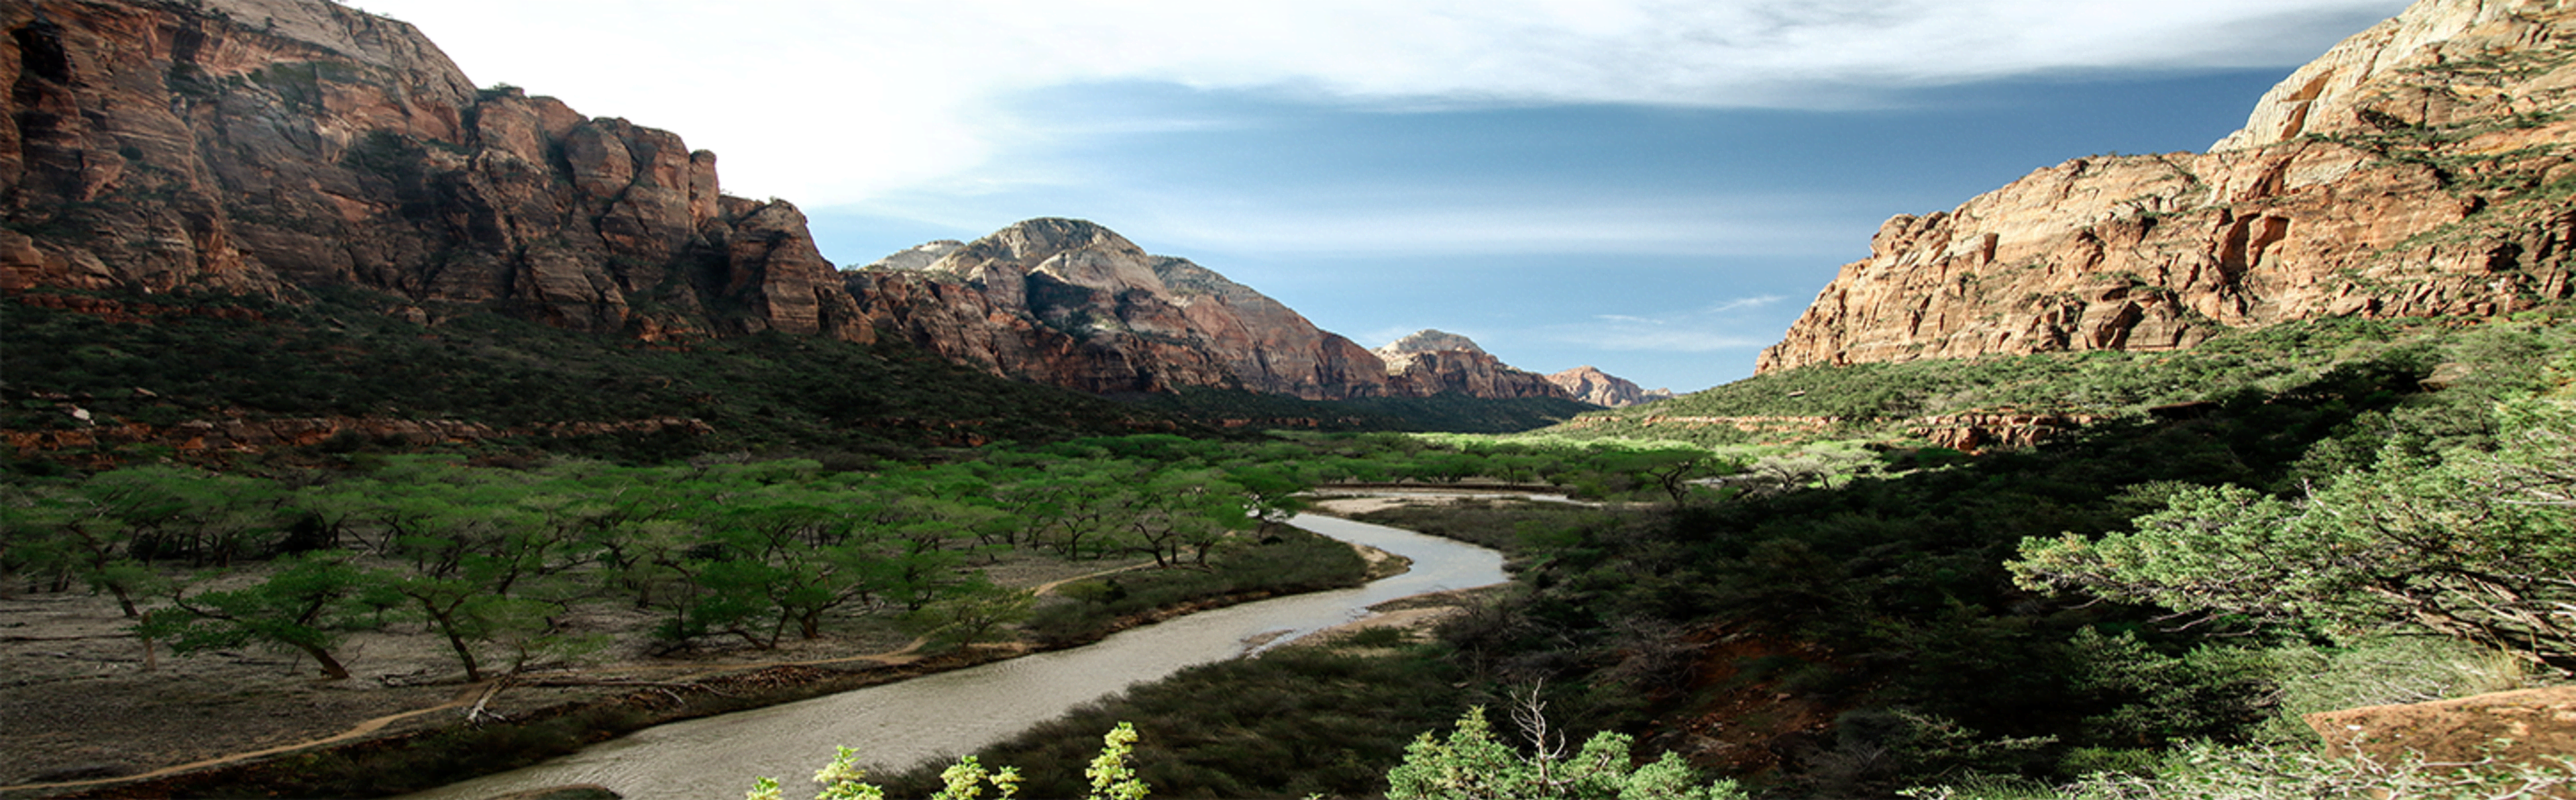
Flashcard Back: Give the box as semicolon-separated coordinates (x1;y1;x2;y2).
402;512;1507;800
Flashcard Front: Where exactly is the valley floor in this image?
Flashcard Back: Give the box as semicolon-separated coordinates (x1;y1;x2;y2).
0;552;1139;798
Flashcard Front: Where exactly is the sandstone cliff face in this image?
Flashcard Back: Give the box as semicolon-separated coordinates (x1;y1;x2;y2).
849;219;1399;399
1372;330;1575;400
1760;0;2576;373
1546;365;1673;408
847;228;1581;401
3;0;867;341
3;0;1573;404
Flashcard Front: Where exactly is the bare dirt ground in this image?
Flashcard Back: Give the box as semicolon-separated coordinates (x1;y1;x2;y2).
0;550;1146;797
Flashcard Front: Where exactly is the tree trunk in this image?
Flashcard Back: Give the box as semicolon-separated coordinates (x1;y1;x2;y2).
420;601;485;682
297;641;353;681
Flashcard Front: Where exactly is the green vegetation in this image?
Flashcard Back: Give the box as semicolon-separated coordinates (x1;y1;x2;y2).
876;644;1468;799
1545;315;2553;446
1113;387;1599;434
1;287;1197;466
753;723;1150;800
13;279;2576;799
2;449;1326;679
1344;318;2575;797
3;289;1612;473
1387;705;1746;799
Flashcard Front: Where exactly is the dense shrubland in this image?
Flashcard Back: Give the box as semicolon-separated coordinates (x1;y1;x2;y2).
1347;319;2576;797
1;289;1595;472
1553;313;2563;447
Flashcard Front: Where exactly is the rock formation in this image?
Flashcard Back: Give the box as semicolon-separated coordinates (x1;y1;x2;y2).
1373;330;1576;400
848;219;1398;399
862;240;964;271
1760;0;2576;373
2305;685;2576;778
0;0;1566;403
1546;365;1673;407
3;0;865;341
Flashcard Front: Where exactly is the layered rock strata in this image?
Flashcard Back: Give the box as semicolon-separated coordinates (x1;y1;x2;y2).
1760;0;2576;372
2;0;867;341
1371;330;1574;400
1546;365;1674;407
3;0;1568;403
847;219;1397;399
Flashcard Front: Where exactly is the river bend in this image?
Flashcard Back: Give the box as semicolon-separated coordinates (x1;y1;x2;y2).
403;513;1505;800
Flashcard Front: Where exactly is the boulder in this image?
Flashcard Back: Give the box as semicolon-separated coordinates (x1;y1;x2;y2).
2306;685;2576;774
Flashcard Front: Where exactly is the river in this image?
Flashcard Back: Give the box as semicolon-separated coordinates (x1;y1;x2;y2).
402;512;1507;800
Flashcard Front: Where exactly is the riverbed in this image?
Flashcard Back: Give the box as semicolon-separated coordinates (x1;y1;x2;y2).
400;513;1505;800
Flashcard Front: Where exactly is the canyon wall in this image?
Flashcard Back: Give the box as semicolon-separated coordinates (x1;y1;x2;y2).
1;0;1572;402
1760;0;2576;372
2;0;867;341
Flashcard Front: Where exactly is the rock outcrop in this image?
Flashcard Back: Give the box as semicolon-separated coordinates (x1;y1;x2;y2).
847;244;1585;401
1;0;1572;404
848;219;1399;399
1373;330;1576;400
2306;686;2576;778
1760;0;2576;373
1546;365;1673;407
3;0;867;341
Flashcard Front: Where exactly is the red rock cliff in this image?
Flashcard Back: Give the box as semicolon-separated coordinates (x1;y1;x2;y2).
1759;0;2576;373
1371;330;1577;401
3;0;867;340
850;219;1401;399
1;0;1585;403
1546;365;1672;407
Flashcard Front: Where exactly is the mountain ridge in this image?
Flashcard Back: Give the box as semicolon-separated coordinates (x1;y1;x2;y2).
1758;0;2576;373
0;0;1576;405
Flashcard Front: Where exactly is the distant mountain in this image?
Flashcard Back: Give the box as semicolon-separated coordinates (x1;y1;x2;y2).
847;219;1391;399
1368;330;1574;401
1760;0;2576;373
849;226;1584;402
862;241;965;271
1544;366;1672;408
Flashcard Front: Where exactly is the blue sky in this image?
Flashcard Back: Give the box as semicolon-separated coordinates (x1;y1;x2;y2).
362;0;2414;393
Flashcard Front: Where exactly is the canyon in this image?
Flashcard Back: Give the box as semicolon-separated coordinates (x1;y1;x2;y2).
1;0;1610;405
1759;0;2576;373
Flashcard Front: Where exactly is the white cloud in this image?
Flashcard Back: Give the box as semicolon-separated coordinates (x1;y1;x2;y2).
358;0;2408;203
833;183;1876;258
1548;295;1789;352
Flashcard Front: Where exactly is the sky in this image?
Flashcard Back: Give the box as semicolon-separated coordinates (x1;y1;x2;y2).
354;0;2416;393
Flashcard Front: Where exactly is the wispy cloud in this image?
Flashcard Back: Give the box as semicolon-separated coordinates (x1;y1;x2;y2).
1548;295;1790;352
837;184;1875;258
362;0;2407;203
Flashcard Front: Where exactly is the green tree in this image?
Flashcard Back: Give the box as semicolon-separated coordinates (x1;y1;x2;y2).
1385;706;1744;800
139;550;396;680
2010;392;2576;669
747;724;1150;800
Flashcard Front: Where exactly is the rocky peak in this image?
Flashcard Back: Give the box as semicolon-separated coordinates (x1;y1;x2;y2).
924;217;1171;298
1758;0;2576;373
848;220;1397;399
2216;0;2564;151
1365;330;1576;401
861;240;965;271
1373;330;1487;365
1546;366;1673;408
